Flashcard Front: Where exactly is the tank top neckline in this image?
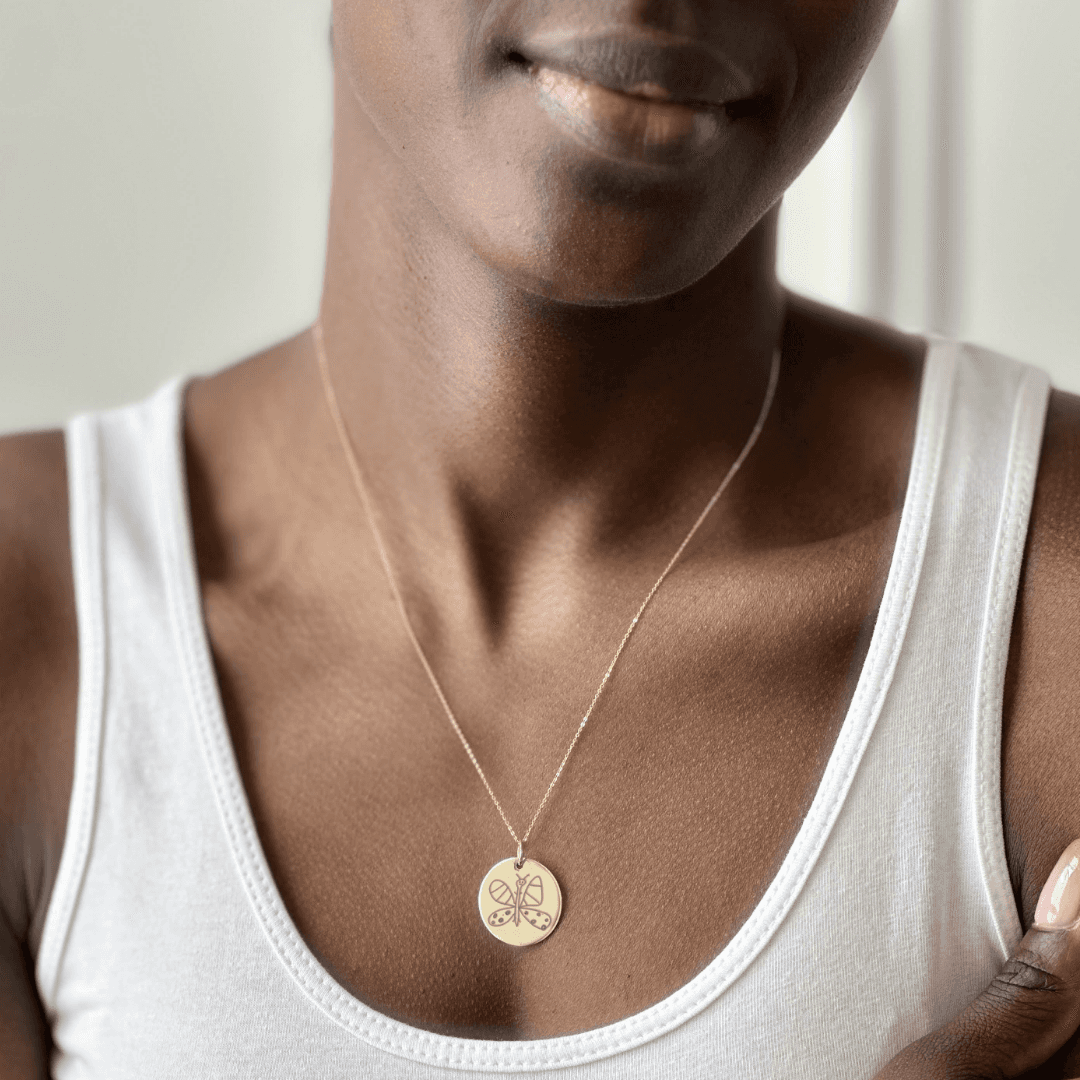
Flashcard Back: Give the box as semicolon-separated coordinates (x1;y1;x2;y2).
157;339;953;1072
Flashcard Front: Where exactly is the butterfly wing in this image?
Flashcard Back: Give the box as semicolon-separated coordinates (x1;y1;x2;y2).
521;875;544;909
488;905;517;927
487;878;518;927
489;878;515;906
521;907;552;932
519;875;552;932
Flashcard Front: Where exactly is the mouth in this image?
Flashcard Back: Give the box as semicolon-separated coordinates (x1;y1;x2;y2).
507;34;764;167
511;33;762;113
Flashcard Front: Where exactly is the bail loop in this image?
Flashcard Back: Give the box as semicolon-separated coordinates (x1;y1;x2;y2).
514;840;524;870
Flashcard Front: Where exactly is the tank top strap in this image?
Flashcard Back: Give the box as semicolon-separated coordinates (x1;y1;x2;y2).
35;409;106;1008
36;378;187;1012
915;339;1049;955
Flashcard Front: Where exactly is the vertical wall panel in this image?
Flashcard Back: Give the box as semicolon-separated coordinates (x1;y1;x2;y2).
962;0;1080;390
781;0;1080;389
927;0;967;336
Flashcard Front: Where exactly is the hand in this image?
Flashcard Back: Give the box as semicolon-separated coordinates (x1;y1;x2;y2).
876;839;1080;1079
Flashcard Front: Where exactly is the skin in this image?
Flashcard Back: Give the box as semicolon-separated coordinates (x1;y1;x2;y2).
1;0;1079;1071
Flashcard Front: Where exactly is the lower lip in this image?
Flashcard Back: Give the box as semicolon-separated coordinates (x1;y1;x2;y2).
529;65;727;167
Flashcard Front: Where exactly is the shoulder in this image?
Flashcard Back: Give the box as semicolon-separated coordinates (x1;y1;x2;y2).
1002;386;1080;927
0;429;77;952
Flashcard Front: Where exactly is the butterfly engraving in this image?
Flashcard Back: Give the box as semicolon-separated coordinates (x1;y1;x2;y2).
487;872;553;932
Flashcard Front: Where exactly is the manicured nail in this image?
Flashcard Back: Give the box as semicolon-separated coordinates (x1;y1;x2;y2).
1034;839;1080;930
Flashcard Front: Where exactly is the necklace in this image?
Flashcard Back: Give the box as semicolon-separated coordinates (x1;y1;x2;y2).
313;319;781;946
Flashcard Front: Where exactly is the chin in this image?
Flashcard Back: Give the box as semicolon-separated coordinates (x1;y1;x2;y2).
461;198;770;309
495;259;716;308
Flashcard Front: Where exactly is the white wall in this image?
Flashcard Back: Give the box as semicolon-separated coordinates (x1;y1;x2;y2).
0;0;333;433
780;0;1080;392
964;0;1080;385
2;0;1079;434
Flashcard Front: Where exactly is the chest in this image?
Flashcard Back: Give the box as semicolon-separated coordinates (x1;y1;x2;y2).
200;517;894;1040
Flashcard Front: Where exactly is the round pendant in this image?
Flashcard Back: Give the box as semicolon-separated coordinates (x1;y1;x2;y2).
478;856;562;946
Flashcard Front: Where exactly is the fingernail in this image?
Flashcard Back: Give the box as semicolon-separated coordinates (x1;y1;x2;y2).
1034;839;1080;930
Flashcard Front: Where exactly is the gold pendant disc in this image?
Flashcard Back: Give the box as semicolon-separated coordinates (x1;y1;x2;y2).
478;857;562;946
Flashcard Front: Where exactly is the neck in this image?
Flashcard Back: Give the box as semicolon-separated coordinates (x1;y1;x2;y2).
314;61;786;564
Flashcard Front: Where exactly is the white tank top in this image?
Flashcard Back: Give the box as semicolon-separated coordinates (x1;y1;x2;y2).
36;339;1049;1078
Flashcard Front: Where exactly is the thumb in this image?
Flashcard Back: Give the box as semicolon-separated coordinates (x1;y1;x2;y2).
878;838;1080;1080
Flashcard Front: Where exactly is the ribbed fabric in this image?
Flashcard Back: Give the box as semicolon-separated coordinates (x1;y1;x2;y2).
36;340;1048;1078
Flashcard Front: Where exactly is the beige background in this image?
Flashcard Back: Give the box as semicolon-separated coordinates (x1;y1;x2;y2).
1;0;1078;434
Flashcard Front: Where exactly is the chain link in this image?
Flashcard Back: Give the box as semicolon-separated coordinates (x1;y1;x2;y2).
313;319;780;858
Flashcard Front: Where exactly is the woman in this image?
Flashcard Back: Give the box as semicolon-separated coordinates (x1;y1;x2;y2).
3;0;1080;1075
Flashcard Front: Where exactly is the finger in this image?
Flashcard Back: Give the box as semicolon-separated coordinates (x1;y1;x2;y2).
877;838;1080;1080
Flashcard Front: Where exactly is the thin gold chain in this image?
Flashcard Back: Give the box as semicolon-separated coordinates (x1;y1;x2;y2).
313;319;781;859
